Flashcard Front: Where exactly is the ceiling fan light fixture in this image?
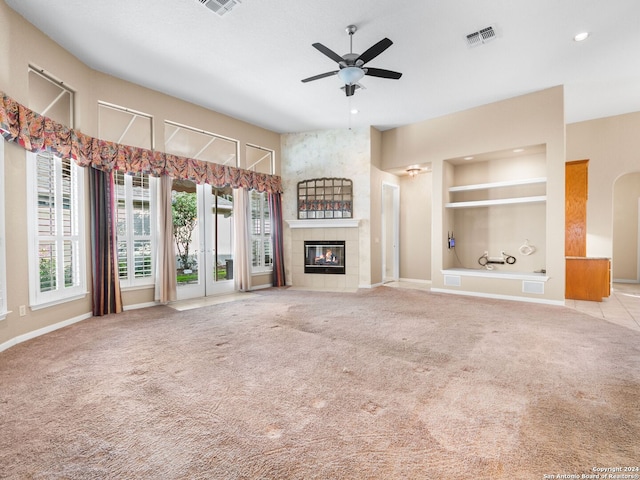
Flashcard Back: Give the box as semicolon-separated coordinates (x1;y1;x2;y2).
338;66;365;85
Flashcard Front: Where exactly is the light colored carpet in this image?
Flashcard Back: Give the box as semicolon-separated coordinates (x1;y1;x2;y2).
1;287;638;479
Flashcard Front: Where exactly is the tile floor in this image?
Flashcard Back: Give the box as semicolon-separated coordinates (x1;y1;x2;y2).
567;282;640;332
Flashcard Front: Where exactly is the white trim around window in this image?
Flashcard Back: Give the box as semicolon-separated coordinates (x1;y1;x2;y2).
250;190;273;274
26;151;87;309
115;171;157;289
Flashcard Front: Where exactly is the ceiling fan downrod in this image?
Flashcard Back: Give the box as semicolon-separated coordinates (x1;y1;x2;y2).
346;24;357;54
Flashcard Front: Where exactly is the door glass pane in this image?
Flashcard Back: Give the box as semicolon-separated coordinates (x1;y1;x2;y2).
211;187;234;282
172;179;200;286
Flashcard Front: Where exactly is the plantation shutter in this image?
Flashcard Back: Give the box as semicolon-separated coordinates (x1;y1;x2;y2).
34;152;82;297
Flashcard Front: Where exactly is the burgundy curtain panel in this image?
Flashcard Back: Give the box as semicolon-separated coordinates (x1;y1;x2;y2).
89;168;123;316
268;192;286;287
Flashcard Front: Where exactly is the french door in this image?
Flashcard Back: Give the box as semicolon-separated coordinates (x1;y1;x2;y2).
172;179;235;299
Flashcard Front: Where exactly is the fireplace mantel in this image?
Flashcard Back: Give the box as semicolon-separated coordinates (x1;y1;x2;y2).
287;219;360;229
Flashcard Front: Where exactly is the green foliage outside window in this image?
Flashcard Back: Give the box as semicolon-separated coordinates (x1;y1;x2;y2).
172;191;198;271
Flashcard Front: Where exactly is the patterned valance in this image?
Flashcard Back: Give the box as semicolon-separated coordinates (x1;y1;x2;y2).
0;91;282;194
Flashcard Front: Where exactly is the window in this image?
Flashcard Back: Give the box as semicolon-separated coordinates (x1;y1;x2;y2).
27;68;84;308
28;67;74;126
115;172;157;287
0;140;7;320
250;190;272;272
247;145;274;273
99;103;155;289
164;120;238;166
27;152;86;308
98;102;152;150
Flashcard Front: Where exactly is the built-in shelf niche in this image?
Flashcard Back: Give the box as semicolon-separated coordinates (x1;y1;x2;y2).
446;177;547;208
443;145;547;280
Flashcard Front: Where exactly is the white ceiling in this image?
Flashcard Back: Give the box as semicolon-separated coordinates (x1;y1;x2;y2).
6;0;640;134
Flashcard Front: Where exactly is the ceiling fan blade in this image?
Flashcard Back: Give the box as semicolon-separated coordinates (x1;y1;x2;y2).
312;43;344;64
301;71;339;83
365;67;403;80
357;38;393;64
344;84;356;97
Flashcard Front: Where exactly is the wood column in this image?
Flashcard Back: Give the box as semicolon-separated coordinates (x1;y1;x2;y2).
565;160;589;256
565;159;611;300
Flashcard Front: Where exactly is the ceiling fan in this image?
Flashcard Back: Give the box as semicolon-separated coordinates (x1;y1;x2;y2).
301;25;403;97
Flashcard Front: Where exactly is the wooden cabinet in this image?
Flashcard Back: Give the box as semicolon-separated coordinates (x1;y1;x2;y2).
565;160;589;257
566;257;611;301
565;160;611;301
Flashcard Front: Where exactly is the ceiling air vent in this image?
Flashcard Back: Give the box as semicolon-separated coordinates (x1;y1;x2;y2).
198;0;241;16
465;25;497;47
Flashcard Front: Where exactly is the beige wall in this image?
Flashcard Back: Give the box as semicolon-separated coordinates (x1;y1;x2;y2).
0;1;281;348
567;112;640;270
369;127;384;286
382;87;566;303
370;124;400;286
612;173;640;281
400;172;431;281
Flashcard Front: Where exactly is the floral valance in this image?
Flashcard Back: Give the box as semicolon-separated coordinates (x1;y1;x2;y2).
0;91;282;194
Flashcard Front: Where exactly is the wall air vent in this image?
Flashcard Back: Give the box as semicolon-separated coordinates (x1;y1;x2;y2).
466;25;497;48
198;0;241;16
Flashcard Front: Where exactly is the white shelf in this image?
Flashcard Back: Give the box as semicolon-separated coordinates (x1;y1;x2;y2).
445;195;546;208
441;268;549;282
448;177;547;192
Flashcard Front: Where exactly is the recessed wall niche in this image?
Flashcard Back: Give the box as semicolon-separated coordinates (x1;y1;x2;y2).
443;145;547;275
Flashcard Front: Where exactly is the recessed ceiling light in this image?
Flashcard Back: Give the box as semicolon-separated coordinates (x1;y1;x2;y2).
464;156;474;160
350;109;359;115
513;148;525;153
574;32;590;42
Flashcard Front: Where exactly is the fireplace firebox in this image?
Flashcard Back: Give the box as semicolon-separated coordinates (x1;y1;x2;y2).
304;240;346;274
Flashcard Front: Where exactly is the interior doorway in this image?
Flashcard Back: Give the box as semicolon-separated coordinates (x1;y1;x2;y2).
382;183;400;283
172;179;235;300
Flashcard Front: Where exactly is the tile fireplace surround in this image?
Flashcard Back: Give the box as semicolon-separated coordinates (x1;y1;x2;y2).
287;219;360;290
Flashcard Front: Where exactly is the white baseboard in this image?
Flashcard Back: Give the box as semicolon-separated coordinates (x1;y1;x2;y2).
123;301;159;311
250;283;273;291
399;278;432;285
0;311;93;354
